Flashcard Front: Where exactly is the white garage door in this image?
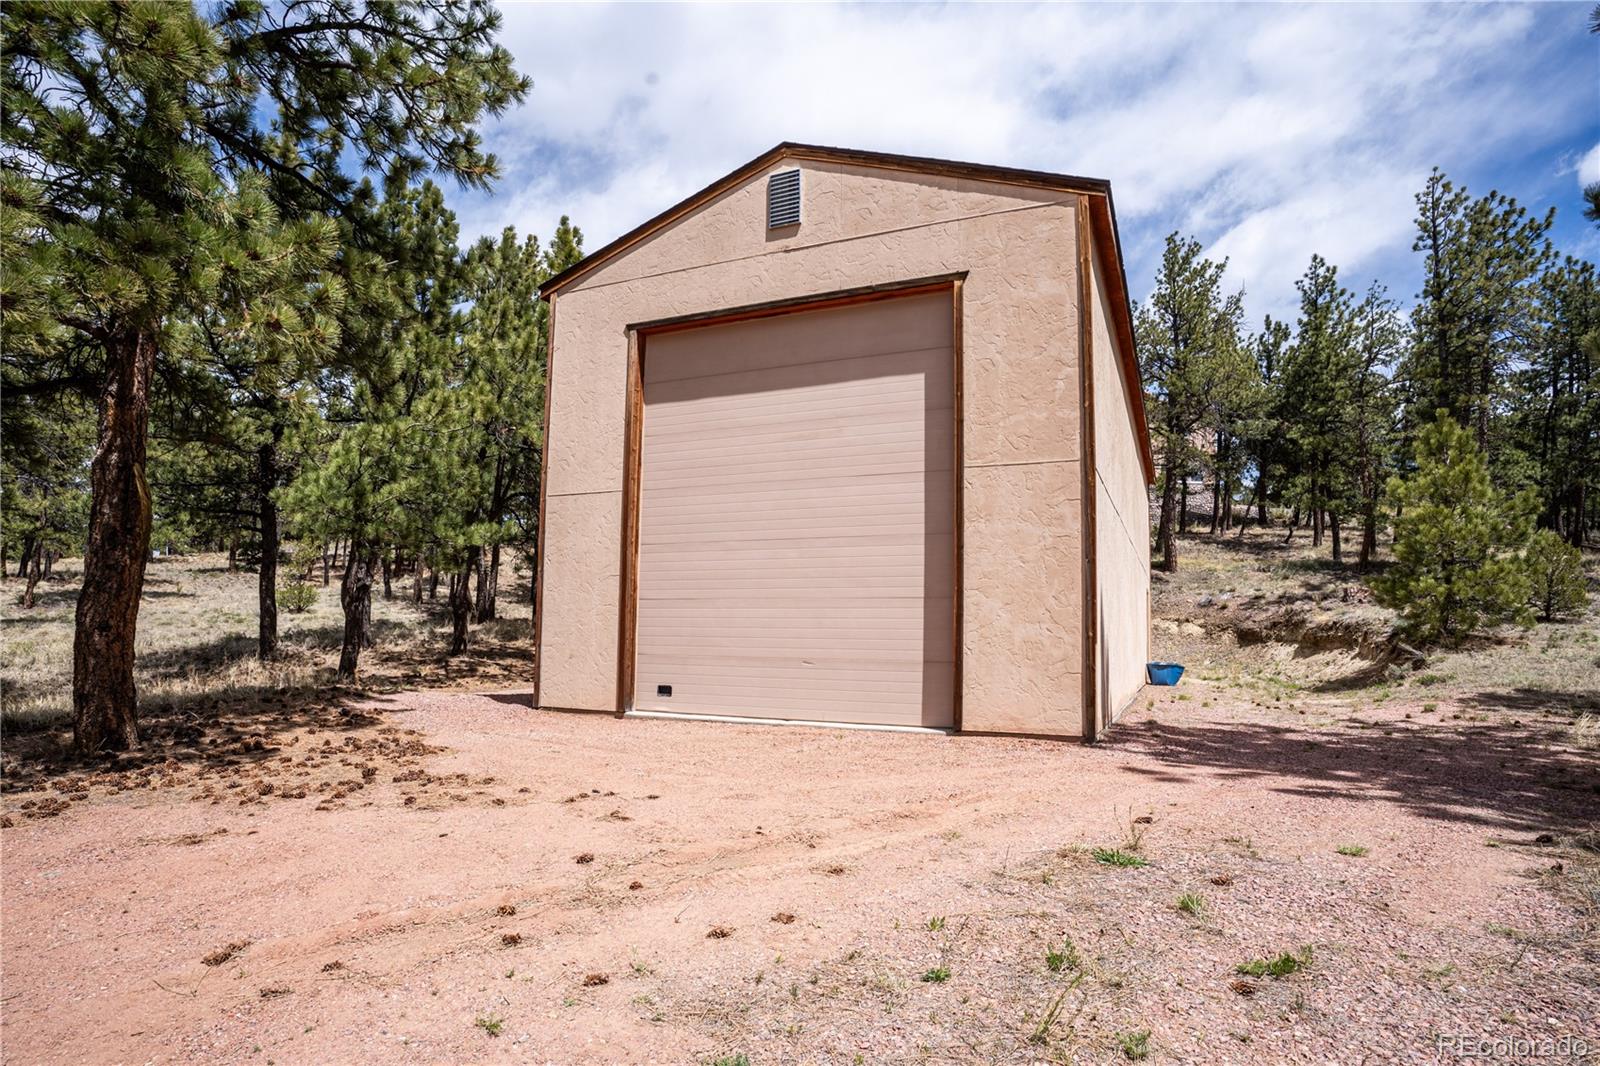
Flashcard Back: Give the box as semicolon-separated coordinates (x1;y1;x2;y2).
633;290;955;728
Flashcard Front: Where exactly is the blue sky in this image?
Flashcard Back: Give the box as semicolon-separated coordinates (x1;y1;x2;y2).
450;2;1599;327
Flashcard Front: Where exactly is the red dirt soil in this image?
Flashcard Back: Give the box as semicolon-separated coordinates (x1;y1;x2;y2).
2;683;1596;1064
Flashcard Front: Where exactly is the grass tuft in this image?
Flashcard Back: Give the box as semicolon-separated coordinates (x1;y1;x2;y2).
1176;892;1205;916
1236;946;1313;978
920;966;951;983
1119;1030;1151;1060
1335;844;1369;857
1044;939;1080;973
1092;847;1148;868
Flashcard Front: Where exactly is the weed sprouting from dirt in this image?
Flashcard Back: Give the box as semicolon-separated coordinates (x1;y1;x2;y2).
1045;939;1081;973
1027;974;1083;1046
1119;1029;1151;1060
926;915;945;932
1092;848;1148;868
1336;844;1370;857
1236;947;1313;978
1177;893;1205;916
920;966;951;983
475;1014;503;1037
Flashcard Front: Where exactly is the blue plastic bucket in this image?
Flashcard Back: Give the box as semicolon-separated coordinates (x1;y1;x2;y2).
1147;662;1185;686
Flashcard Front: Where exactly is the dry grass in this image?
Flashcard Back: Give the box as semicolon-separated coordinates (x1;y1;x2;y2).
0;552;535;735
1149;526;1600;719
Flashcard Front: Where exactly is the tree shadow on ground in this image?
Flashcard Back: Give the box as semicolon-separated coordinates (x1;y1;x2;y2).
1101;708;1598;835
1458;688;1600;718
1;624;534;797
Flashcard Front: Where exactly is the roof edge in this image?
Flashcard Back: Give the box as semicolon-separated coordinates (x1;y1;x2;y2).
537;142;1112;298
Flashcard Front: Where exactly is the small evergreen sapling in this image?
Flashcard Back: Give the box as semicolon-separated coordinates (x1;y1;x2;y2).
1524;530;1588;622
1371;412;1536;643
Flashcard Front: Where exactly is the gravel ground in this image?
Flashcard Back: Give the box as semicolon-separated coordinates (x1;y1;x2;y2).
3;671;1596;1064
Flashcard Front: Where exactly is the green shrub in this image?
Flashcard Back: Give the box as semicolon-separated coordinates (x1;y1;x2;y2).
1525;529;1588;622
278;579;318;613
1371;413;1535;643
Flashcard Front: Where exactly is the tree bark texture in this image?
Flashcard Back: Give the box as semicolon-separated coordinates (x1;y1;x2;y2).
72;326;155;754
1155;459;1178;573
449;546;479;656
337;548;374;681
257;435;280;661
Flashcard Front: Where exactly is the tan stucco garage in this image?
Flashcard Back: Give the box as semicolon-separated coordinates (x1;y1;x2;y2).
534;143;1154;740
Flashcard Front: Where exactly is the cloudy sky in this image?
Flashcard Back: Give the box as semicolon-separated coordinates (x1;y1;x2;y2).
449;2;1599;325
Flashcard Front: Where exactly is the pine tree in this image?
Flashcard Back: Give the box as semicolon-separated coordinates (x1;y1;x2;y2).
1348;285;1404;568
1511;257;1600;547
1523;529;1588;622
1403;169;1553;458
1372;412;1537;643
1277;256;1360;556
1;1;527;750
1136;233;1244;572
1242;317;1292;527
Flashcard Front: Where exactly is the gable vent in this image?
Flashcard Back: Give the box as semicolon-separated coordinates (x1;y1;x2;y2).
767;169;801;228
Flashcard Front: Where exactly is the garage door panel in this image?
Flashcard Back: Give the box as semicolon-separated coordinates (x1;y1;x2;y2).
634;291;956;728
634;669;955;727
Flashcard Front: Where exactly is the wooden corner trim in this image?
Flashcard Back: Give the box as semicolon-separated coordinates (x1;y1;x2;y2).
1076;196;1100;743
951;277;965;734
627;272;969;336
616;330;644;714
532;294;557;709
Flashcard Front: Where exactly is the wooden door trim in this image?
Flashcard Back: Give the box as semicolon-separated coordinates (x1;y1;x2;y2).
617;278;965;727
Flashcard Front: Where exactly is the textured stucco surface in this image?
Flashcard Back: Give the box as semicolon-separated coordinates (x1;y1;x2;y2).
962;460;1082;735
1090;239;1152;727
540;156;1090;733
536;490;621;711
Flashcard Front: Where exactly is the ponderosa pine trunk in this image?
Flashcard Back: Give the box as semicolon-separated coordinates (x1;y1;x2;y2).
20;551;42;609
73;325;155;754
337;547;374;681
476;543;499;622
1359;508;1378;570
381;553;392;599
449;546;478;655
257;435;279;660
1330;512;1342;564
1155;458;1178;573
413;555;424;602
322;541;331;586
14;534;33;578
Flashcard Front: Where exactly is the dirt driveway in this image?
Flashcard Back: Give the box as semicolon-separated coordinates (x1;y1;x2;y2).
3;683;1595;1064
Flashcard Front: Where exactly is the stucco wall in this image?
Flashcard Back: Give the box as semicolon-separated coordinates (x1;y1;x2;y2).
1089;238;1152;727
539;157;1087;735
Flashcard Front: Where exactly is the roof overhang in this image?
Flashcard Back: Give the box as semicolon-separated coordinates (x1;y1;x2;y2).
537;142;1154;484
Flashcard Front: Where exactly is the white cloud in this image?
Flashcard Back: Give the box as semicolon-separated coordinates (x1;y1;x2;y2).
450;2;1593;324
1580;143;1600;187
